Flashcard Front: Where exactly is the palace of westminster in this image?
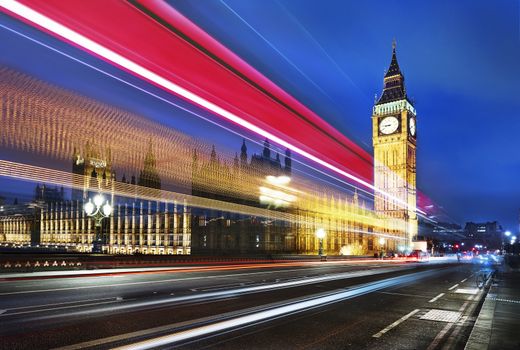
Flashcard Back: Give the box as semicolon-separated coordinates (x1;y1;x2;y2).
0;44;418;256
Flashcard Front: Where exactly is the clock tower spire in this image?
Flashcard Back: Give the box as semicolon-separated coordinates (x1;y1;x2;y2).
372;41;418;249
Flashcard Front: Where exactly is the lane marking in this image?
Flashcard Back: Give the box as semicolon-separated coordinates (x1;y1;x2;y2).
428;293;445;303
378;291;430;299
454;288;478;295
460;278;467;283
372;309;420;338
448;283;459;290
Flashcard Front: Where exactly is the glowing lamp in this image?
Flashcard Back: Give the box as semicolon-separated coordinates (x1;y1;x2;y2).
84;201;94;215
102;203;113;216
93;194;105;207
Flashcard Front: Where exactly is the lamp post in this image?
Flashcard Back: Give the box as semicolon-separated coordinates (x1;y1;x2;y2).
84;193;112;253
503;231;511;254
316;228;326;257
379;237;386;259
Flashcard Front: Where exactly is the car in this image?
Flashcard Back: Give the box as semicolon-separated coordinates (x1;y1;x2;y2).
408;250;429;262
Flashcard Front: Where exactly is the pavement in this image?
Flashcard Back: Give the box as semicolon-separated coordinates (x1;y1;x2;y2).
465;261;520;350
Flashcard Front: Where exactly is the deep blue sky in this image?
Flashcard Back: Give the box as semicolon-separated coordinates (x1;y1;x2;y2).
167;0;520;231
1;1;519;231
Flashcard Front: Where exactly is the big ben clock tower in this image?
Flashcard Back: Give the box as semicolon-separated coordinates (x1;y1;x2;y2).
372;41;418;248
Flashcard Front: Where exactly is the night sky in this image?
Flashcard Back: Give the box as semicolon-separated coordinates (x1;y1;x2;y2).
1;0;520;231
167;0;520;231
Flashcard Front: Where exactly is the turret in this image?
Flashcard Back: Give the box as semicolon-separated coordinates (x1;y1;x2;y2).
284;148;292;174
262;138;271;159
240;139;248;166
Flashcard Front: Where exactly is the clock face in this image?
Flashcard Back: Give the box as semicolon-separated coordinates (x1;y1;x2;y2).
409;117;416;136
379;116;399;135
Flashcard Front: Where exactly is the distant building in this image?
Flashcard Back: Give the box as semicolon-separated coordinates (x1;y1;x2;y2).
464;221;503;249
431;222;464;239
34;184;64;203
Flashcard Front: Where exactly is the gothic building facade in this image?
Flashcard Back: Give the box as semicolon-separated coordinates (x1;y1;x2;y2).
190;139;377;256
0;142;191;255
190;139;295;254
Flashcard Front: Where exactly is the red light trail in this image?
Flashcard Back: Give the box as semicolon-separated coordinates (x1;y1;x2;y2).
0;0;428;215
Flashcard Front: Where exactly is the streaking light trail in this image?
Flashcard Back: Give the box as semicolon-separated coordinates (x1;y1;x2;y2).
113;269;439;350
0;160;405;239
0;0;425;216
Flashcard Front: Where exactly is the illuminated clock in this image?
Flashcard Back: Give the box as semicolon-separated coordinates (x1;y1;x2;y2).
409;117;416;137
379;116;399;135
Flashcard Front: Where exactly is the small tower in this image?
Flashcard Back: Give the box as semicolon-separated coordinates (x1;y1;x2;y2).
233;152;239;169
284;148;292;175
210;145;217;163
240;139;248;167
262;138;271;159
71;146;85;201
138;140;161;190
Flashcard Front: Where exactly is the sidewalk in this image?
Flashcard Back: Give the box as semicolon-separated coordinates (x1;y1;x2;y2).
465;262;520;349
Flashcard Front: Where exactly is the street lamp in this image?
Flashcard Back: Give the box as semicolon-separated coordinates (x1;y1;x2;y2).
379;237;386;259
84;193;112;253
316;228;326;257
501;231;512;254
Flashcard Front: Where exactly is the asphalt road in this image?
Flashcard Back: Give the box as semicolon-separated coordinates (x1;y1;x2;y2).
0;259;489;350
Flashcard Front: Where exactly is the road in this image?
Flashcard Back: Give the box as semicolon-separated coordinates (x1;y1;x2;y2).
0;259;489;349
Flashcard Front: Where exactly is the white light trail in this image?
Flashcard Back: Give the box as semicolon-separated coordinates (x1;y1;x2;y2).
0;0;425;216
113;270;437;349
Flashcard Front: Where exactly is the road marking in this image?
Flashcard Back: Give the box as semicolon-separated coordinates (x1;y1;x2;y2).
0;310;5;315
372;309;420;338
420;309;461;322
378;291;430;299
460;278;467;283
448;283;459;290
454;288;478;295
428;293;445;303
426;301;469;350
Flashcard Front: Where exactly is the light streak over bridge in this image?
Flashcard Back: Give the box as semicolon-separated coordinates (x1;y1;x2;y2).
0;0;426;216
